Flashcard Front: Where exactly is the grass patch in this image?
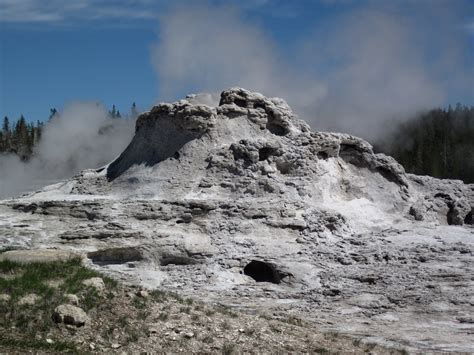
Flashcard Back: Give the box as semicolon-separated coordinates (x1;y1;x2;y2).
222;342;236;355
313;346;330;354
217;305;238;318
132;296;147;309
150;289;168;302
185;298;193;305
285;315;304;327
0;257;115;345
158;312;169;321
0;336;79;353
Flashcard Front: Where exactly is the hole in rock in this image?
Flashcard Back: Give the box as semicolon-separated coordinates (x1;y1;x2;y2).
254;102;266;110
160;255;198;266
259;147;277;161
233;98;247;108
87;247;143;265
317;151;328;160
266;122;286;136
244;260;282;284
464;210;472;225
173;151;180;159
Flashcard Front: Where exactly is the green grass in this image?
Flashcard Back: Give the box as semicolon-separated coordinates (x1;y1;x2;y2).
0;336;79;353
0;257;116;350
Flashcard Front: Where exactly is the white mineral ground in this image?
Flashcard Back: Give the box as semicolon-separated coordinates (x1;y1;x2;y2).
1;88;473;352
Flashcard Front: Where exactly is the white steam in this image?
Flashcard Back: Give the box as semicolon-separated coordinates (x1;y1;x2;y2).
152;4;472;140
0;102;134;198
152;5;327;113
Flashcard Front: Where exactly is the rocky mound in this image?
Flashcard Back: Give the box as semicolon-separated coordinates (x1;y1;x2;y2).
0;88;473;352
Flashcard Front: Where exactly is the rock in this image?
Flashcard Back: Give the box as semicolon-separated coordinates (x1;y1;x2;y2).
46;338;54;344
111;343;121;349
136;290;149;298
18;293;40;306
82;277;105;292
46;279;63;288
53;304;89;327
64;294;79;305
0;249;80;264
0;294;11;302
183;332;194;338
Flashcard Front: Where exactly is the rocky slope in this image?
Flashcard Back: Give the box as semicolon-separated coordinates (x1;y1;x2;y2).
0;88;473;352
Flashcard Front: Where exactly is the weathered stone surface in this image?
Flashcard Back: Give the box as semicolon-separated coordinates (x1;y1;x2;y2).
0;88;472;352
64;294;79;305
18;293;40;306
53;304;89;326
0;294;11;302
0;249;80;264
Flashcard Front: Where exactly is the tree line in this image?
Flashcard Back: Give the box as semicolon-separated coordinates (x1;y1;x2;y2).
0;103;138;161
376;104;474;183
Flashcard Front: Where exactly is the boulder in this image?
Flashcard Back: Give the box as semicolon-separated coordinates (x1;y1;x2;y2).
82;277;105;292
53;304;89;327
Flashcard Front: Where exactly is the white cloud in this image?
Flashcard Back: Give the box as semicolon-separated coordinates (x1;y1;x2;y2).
0;0;160;23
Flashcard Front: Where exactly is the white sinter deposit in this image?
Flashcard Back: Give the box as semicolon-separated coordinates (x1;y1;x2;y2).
1;88;473;352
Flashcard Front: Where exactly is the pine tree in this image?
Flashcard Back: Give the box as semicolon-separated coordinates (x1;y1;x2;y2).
2;116;10;135
49;108;58;120
110;105;117;118
131;102;138;119
14;115;30;159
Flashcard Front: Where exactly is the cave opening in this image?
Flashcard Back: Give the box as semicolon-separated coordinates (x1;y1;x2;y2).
465;210;473;225
243;260;281;284
259;147;277;161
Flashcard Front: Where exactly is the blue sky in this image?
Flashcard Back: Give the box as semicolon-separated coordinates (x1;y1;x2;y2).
0;0;473;126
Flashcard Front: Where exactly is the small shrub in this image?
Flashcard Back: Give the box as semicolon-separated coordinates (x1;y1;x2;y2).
244;328;255;336
124;326;141;343
202;335;214;344
222;320;231;330
269;324;281;334
185;298;193;305
150;289;167;302
158;312;169;321
180;306;191;314
313;347;329;354
133;296;147;309
205;309;215;317
286;315;303;326
222;342;236;355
